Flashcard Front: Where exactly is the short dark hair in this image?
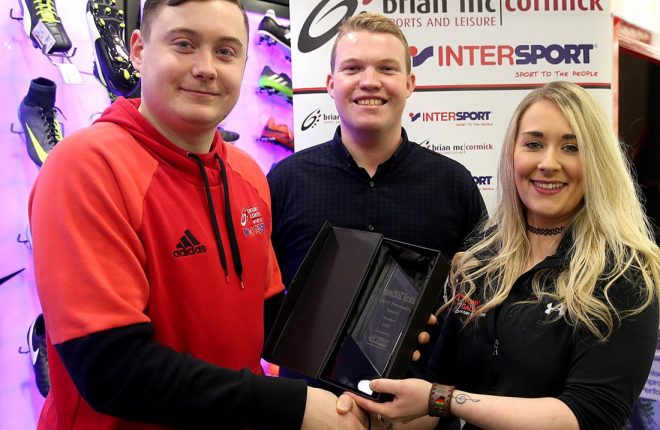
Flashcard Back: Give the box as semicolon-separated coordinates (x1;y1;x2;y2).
140;0;249;42
330;12;411;74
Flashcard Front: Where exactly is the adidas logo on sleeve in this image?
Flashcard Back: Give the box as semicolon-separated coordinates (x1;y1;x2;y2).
172;229;207;258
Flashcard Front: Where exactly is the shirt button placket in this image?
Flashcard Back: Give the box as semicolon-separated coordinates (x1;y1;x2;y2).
366;180;376;232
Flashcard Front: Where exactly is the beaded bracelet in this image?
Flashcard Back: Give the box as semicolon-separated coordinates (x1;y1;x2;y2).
428;383;456;417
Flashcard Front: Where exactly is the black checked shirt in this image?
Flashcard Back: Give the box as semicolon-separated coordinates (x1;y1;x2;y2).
267;127;487;288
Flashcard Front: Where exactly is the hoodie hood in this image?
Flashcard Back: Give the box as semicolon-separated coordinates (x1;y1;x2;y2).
95;97;228;186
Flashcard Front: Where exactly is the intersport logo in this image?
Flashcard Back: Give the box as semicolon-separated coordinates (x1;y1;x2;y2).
299;0;360;53
411;43;595;68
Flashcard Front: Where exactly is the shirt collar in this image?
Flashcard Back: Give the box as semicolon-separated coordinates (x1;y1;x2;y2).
533;228;574;271
330;126;414;173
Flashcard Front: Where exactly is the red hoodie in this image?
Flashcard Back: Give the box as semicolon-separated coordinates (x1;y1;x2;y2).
29;98;306;429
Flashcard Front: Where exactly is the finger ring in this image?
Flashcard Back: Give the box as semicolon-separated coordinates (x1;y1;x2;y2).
377;413;384;423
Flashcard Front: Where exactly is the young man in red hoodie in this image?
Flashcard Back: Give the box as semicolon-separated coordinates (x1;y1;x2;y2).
28;1;366;428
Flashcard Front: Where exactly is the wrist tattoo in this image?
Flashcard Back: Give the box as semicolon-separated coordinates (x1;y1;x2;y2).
454;393;480;405
384;424;395;430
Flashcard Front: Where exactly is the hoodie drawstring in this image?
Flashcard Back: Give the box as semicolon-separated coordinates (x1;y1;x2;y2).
188;153;244;288
215;154;244;287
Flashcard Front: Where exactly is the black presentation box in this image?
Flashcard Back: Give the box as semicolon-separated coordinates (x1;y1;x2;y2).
263;222;450;401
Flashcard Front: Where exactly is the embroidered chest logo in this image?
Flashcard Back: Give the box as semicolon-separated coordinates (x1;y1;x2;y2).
172;229;207;258
545;302;566;317
453;293;485;318
240;205;265;237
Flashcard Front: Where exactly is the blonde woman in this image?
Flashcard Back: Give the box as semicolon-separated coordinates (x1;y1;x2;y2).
346;81;660;430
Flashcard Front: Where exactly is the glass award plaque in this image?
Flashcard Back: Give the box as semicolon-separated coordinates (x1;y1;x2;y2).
326;257;420;393
353;262;418;373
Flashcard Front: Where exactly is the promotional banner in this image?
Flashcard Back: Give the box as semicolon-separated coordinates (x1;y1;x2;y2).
642;352;660;401
289;0;613;211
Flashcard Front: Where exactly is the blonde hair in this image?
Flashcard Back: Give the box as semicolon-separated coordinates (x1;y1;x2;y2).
330;12;411;74
446;81;660;341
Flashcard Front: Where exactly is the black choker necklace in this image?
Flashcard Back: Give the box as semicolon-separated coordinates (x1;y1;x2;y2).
526;224;566;236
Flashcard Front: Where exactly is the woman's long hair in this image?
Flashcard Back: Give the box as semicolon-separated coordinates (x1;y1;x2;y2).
447;81;660;341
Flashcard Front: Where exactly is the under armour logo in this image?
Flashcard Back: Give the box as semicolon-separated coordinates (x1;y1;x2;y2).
545;302;566;317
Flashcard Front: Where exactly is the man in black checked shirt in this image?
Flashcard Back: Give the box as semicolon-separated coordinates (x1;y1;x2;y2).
267;12;486;382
